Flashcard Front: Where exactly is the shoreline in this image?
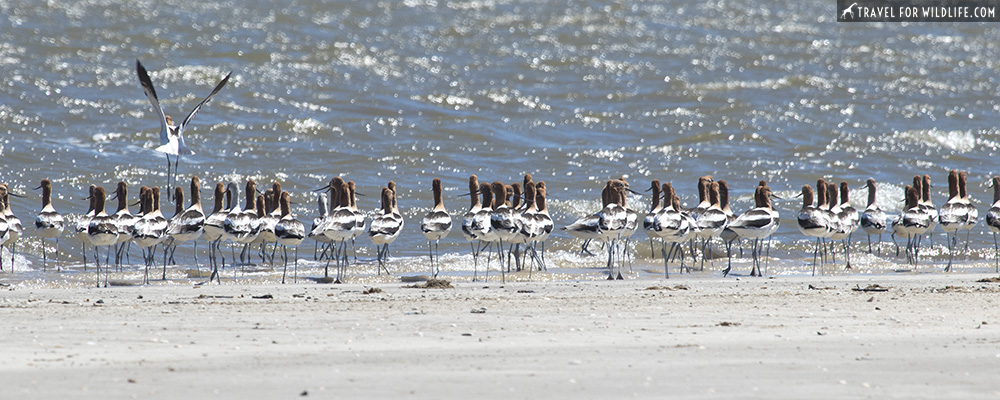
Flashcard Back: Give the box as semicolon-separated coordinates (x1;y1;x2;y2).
4;273;1000;398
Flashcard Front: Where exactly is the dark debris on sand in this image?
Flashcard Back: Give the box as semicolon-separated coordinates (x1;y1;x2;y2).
852;284;889;292
644;285;690;291
405;279;453;289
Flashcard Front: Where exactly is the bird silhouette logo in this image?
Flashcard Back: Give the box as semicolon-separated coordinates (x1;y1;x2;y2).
841;2;858;19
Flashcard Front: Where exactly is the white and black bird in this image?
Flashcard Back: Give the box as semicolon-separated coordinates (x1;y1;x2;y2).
958;171;979;252
860;178;887;255
87;186;118;287
136;59;231;200
75;185;97;269
0;186;10;271
421;178;452;278
938;169;966;271
34;179;65;270
0;183;22;272
133;187;168;283
347;181;366;263
274;191;305;284
726;184;779;277
985;177;1000;272
165;177;206;270
653;182;695;278
643;179;663;259
110;181;138;267
527;181;554;269
695;181;728;269
597;180;627;280
836;181;860;270
223;180;261;266
899;184;931;266
307;192;332;261
561;183;607;257
369;186;403;276
797;184;832;275
461;175;492;281
202;182;229;282
321;178;356;281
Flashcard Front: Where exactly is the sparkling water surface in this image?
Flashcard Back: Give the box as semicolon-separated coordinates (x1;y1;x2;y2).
2;0;1000;286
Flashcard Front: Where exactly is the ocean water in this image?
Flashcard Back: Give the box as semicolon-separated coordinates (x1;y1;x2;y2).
2;0;1000;286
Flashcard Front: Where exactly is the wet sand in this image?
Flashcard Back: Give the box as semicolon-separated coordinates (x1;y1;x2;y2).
4;272;1000;399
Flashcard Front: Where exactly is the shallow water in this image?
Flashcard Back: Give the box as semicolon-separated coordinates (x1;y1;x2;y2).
2;0;1000;287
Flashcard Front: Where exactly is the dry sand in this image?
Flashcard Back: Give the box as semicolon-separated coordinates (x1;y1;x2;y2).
4;272;1000;399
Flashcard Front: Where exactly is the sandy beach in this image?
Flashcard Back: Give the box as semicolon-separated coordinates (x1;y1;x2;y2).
4;271;1000;399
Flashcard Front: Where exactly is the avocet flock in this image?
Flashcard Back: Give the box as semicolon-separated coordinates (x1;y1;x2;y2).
1;60;1000;287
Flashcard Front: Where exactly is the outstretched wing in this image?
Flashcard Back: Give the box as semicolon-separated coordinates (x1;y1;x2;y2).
178;71;232;132
135;59;170;146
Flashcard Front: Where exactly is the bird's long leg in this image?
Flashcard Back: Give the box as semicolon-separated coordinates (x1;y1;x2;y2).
994;233;999;273
281;245;288;284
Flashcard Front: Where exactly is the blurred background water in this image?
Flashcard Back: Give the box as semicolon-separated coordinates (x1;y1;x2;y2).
2;0;1000;286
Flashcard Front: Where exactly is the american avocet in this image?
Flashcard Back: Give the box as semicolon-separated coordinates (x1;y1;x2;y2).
695;181;728;270
135;60;232;200
34;179;65;270
421;178;452;278
797;184;832;275
508;180;531;272
921;174;939;245
0;187;10;271
490;181;519;280
514;181;540;272
0;184;22;271
938;170;965;271
75;185;97;270
348;180;366;263
225;180;261;267
837;181;860;269
133;187;168;283
308;193;332;261
814;179;837;264
617;178;640;274
860;178;887;255
166;177;206;272
598;180;627;280
87;186;118;287
654;182;694;278
689;176;713;220
164;186;185;266
677;192;700;274
561;183;607;257
369;186;403;276
257;184;282;263
958;171;979;252
461;175;491;280
899;184;931;266
274;191;305;284
322;178;356;281
718;180;743;268
529;181;554;270
110;181;138;267
726;184;778;277
826;182;848;264
218;182;241;265
985;177;1000;272
643;179;663;258
251;194;269;263
890;178;920;258
202;182;229;283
